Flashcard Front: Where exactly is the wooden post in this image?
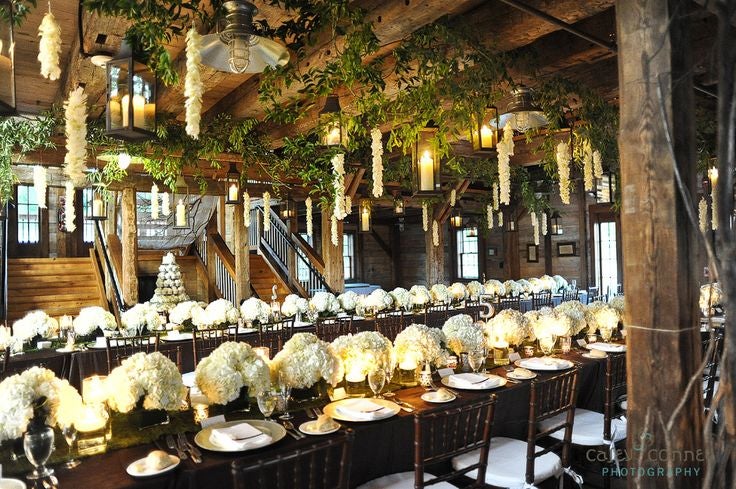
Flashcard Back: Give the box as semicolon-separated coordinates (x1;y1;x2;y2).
425;210;446;285
206;209;218;301
617;0;703;483
233;202;251;304
120;187;138;306
320;212;344;292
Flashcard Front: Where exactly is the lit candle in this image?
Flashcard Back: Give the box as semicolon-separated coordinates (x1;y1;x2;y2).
228;183;239;202
346;368;366;383
121;94;146;128
253;346;270;362
176;200;186;227
93;197;104;217
708;167;719;185
82;375;108;405
399;358;418;371
144;103;156;129
324;123;341;146
419;150;434;191
109;99;122;128
75;404;107;433
360;208;370;232
480;124;495;148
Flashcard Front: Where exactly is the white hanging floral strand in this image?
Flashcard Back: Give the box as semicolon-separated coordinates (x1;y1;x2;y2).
263;191;271;232
243;190;251;227
305;197;313;237
531;211;539;245
497;122;514;205
344;195;352;214
38;6;62;81
583;141;594;191
33;166;47;209
556;141;571;205
63;87;88;187
371;128;384;198
331;214;339;246
432;220;439;247
161;192;170;216
498;210;503;227
593;150;603;179
450;189;456;207
541;212;548;236
711;185;718;231
486;204;493;229
64;181;76;232
492;182;499;210
332;153;346;220
422;203;429;232
151;184;159;219
184;26;203;139
698;197;708;233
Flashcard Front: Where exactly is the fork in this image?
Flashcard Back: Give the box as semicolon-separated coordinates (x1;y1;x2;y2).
281;420;305;439
177;433;202;463
166;434;187;460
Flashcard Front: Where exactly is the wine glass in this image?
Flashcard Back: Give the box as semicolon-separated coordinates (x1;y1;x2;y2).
368;369;386;398
61;424;81;469
468;349;486;374
539;335;557;357
382;363;396;398
277;371;293;421
23;426;55;480
257;391;278;422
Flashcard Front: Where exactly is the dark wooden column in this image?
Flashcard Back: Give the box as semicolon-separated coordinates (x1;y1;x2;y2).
617;0;703;484
426;207;446;285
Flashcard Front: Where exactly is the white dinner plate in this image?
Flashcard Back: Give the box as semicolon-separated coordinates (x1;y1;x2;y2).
586;342;626;353
441;374;507;390
515;358;575;371
421;391;457;403
506;370;537;380
160;332;193;342
582;352;607;359
194;420;286;452
0;479;26;489
323;398;400;422
298;420;341;436
126;454;180;478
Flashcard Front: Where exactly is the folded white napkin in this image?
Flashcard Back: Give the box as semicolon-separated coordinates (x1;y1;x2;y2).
335;399;390;420
589;342;626;352
448;373;497;389
519;357;565;369
209;423;272;450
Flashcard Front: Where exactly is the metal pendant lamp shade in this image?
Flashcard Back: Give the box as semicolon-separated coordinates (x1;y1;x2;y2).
200;0;290;74
497;86;548;133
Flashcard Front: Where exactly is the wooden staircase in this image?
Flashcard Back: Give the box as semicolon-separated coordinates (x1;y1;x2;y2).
250;253;290;300
7;254;108;322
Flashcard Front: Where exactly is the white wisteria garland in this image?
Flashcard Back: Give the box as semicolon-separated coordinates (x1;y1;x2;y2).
498;210;503;227
331;214;339;246
38;7;62;81
344;195;352;214
150;184;159;219
371;128;384;198
305;197;313;237
432;220;440;247
184;26;203;139
64;181;76;232
492;182;500;210
593;150;603;179
497;122;514;205
541;212;548;236
243;190;251;227
262;191;271;232
332;153;346;220
161;192;170;216
486;204;493;229
531;211;539;245
556;141;571;205
711;185;719;231
698;197;708;233
63;87;88;187
583;141;594;191
450;189;456;207
422;203;429;232
33;166;47;209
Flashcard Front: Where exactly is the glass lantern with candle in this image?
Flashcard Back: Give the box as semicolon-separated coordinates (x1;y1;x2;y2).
224;163;241;204
393;194;405;215
89;186;107;221
469;106;499;153
173;176;189;230
358;199;372;233
106;42;156;141
319;94;347;147
450;208;463;228
279;198;296;221
412;125;441;196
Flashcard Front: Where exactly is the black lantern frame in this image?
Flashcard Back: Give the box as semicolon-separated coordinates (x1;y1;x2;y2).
106;41;157;141
319;94;347;147
0;0;15;116
224;163;241;204
450;208;463;228
470;106;499;153
358;198;372;233
280;198;296;221
465;217;479;237
393;194;405;215
549;212;563;235
504;214;517;232
88;186;108;221
412;125;441;196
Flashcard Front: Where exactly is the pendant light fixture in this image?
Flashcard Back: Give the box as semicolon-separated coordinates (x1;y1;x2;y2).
550;213;564;236
224;163;241;204
200;0;289;74
358;198;372;233
0;0;15;116
319;94;347;147
173;175;189;229
466;217;479;237
280;197;295;221
393;193;405;215
450;208;463;228
89;185;107;221
497;86;548;134
412;123;441;196
470;106;499;153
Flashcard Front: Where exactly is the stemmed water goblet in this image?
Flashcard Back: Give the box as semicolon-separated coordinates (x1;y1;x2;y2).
468;349;486;374
539;335;557;357
61;424;81;469
382;361;396;397
257;391;278;422
277;372;293;421
368;368;386;399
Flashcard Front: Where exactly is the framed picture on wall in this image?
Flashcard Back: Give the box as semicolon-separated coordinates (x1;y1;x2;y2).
526;244;538;263
557;242;577;257
488;247;497;256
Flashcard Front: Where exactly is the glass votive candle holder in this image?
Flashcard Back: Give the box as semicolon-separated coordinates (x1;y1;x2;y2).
560;336;572;354
492;341;510;366
523;345;536;358
419;369;433;388
192;403;210;425
75;403;109;456
345;371;368;397
82;375;108;405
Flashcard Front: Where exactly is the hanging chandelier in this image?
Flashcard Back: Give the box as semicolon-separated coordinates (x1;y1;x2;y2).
200;0;290;74
497;86;548;134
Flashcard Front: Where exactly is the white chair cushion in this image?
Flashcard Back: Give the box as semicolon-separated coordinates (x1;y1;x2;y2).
356;471;459;489
452;437;561;487
538;409;627;446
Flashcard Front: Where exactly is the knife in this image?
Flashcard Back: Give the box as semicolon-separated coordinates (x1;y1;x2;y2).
178;433;202;463
395;400;415;413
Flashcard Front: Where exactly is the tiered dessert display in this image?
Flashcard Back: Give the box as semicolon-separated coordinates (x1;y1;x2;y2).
149;253;190;312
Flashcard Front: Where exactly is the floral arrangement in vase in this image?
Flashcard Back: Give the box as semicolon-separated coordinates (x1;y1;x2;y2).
239;297;271;325
442;314;484;355
555;300;589;336
485;309;530;347
194;342;270;405
12;311;58;343
466;281;484;300
73;306;117;339
608;295;625;317
484;279;506;297
430;284;451;304
448;283;468;303
105;352;186;413
409;285;432;309
196;299;240;328
357;289;393;316
540;275;558;292
393;324;447;369
281;294;309;318
0;366;82;442
270;333;343;389
309;292;341;318
552;275;569;293
504;280;524;297
121;303;164;334
331;331;393;380
389;287;411;311
337;291;359;313
0;326;21;353
516;279;533;295
585;301;621;337
168;301;206;330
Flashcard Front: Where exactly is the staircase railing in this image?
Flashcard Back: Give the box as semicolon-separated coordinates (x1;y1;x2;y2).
195;232;237;304
252;206;332;296
94;221;125;319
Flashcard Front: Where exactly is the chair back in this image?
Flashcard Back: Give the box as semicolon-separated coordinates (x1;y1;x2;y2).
231;430;354;489
315;316;353;343
414;394;496;488
106;335;160;373
531;291;552;310
424;303;450;329
255;318;295;354
527;368;579;485
604;353;627;440
587;286;599;304
561;289;578;303
193;328;235;364
1;346;8;375
496;296;520;311
702;332;723;409
375;311;405;342
464;301;484;322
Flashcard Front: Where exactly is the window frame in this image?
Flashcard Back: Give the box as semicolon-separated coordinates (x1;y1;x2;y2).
343;232;355;281
455;228;480;280
16;184;40;244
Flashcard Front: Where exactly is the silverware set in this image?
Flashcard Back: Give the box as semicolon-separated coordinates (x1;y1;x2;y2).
280;419;305;440
164;433;202;463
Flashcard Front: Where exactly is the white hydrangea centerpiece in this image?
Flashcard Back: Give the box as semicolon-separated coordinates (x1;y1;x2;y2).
430;284;451;304
106;352;186;413
73;306;117;338
608;295;625;317
199;299;240;328
442;314;484;355
168;301;206;329
699;283;722;316
393;324;447;369
484;279;506;297
337;291;359;313
409;285;432;309
485;309;530;347
309;292;341;317
586;301;621;335
389;287;411;311
281;294;309;318
448;283;468;303
194;342;270;405
466;281;484;300
270;333;343;389
555;300;589;336
121;303;164;334
12;311;58;343
239;297;271;325
331;331;393;381
503;280;523;297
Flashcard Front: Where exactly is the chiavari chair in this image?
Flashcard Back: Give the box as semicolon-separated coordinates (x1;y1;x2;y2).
424;303;450;329
375;311;406;342
192;328;235;364
253;317;295;353
105;334;160;374
495;295;521;312
531;291;553;310
561;288;579;303
315;316;354;343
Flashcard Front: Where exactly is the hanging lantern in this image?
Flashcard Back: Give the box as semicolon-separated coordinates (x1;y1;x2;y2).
393;194;405;215
497;86;548;134
0;0;15;115
450;208;463;228
224;163;240;204
280;197;295;221
319;94;347;147
412;124;441;196
470;106;499;153
89;186;107;221
466;217;479;237
106;41;157;141
173;175;189;229
358;198;372;233
504;214;517;232
550;213;563;235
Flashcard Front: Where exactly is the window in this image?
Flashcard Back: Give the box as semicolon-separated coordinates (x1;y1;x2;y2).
594;220;619;297
82;188;94;243
296;233;312;283
17;185;39;244
343;233;355;280
456;229;479;279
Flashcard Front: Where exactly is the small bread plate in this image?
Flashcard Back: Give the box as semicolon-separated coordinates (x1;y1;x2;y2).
440;373;507;390
506;369;538;380
323;398;400;422
126;454;180;478
582;352;608;359
0;479;27;489
298;420;341;436
194;420;286;452
421;390;457;403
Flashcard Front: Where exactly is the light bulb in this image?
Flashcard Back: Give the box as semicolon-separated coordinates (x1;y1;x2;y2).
228;36;252;73
118;152;131;170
